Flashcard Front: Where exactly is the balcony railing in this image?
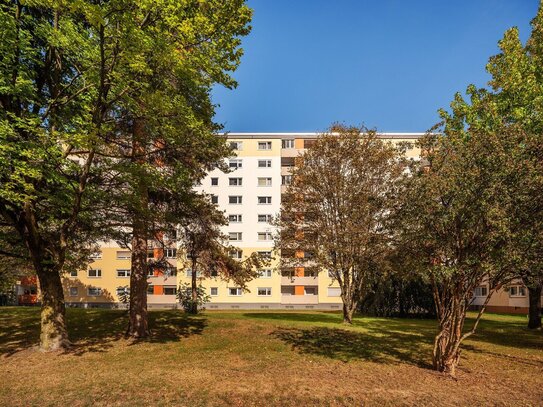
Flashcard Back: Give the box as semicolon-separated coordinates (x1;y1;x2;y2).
281;276;318;286
281;294;319;305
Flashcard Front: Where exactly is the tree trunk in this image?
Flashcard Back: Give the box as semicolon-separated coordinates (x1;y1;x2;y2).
36;265;70;351
342;300;355;324
190;257;198;314
527;283;542;330
432;302;465;377
127;218;149;338
127;116;150;338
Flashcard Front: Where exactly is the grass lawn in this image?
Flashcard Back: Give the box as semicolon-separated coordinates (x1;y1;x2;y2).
0;308;542;406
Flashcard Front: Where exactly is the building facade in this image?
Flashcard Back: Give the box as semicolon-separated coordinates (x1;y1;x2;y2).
54;132;541;313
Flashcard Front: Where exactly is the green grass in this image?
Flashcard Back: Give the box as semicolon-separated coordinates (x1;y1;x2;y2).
0;307;542;406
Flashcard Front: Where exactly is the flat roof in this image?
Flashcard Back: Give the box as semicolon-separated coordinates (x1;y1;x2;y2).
222;132;424;140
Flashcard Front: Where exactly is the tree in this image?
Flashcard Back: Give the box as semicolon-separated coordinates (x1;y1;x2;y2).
91;0;252;337
436;4;543;329
179;197;267;314
276;125;406;324
398;126;514;377
0;1;128;350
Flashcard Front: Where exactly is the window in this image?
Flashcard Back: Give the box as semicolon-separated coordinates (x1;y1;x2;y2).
473;286;488;297
229;177;242;186
211;177;219;186
229;159;242;169
116;287;129;296
116;251;131;260
210;287;218;296
69;270;78;277
327;287;341;297
258;141;272;150
211;195;218;204
148;270;156;277
87;287;102;296
281;157;295;167
69;287;78;297
282;175;292;186
304;287;317;295
257;287;272;296
258;269;272;278
230;250;243;259
164;286;177;295
258;251;272;259
165;267;177;277
258;196;272;205
258;160;272;168
229;232;242;241
258;177;272;187
228;214;242;223
90;251;102;259
185;269;202;277
117;269;131;278
258;232;273;241
282;139;294;149
258;214;273;223
147;250;155;259
88;269;102;278
165;248;177;259
229;141;242;150
304;139;316;149
147;285;154;294
228;287;242;296
229;195;243;204
509;285;527;297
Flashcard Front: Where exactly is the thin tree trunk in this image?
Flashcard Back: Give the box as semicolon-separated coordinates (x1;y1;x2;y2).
342;298;355;324
36;264;70;351
190;257;198;314
127;116;150;338
527;283;542;330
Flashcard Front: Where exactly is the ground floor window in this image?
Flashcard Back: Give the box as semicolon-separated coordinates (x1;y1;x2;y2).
229;287;242;296
87;287;102;296
210;287;218;296
473;286;488;297
327;287;341;297
257;287;272;296
508;285;526;297
69;287;78;297
164;286;177;295
147;285;154;295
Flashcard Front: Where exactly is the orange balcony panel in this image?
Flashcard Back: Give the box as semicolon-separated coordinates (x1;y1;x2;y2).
153;285;164;295
20;276;37;286
295;267;305;277
154;248;163;259
154;269;163;277
294;286;305;296
295;250;304;259
294;139;304;149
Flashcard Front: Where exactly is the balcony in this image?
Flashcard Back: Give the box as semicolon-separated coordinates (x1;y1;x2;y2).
280;294;319;305
281;276;318;286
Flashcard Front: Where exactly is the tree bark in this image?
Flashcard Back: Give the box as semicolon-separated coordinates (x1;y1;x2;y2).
36;264;70;351
527;283;542;330
127;217;149;338
432;301;465;377
127;116;150;338
342;300;355;324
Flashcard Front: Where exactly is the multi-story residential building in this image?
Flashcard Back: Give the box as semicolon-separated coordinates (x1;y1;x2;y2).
59;132;422;309
52;132;541;313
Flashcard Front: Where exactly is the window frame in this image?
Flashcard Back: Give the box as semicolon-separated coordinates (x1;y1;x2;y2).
228;287;243;296
116;269;131;278
258;196;272;205
229;195;243;205
257;159;272;168
88;269;102;278
257;141;272;150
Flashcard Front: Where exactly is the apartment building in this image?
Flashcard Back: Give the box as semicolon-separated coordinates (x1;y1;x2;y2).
59;132;422;309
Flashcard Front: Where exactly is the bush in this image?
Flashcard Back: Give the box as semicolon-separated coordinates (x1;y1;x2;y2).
177;283;210;313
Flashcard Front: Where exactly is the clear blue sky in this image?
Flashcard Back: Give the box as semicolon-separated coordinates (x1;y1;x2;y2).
212;0;540;133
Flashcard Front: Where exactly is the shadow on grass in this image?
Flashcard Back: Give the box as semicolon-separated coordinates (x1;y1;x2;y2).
271;324;434;368
0;307;206;357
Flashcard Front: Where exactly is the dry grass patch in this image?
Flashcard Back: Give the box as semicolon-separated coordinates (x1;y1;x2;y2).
0;308;542;406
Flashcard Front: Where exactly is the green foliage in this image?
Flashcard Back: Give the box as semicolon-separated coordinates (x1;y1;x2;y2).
177;282;210;313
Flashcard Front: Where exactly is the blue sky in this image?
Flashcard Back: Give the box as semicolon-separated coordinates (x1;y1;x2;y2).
212;0;540;133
